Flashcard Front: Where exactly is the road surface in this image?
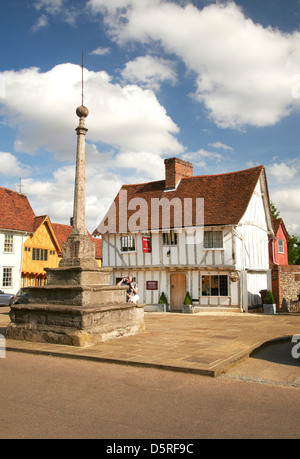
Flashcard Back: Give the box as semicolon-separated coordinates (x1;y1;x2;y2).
0;348;299;439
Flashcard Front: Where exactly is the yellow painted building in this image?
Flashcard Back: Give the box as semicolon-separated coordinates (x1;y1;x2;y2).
22;216;62;287
22;216;102;287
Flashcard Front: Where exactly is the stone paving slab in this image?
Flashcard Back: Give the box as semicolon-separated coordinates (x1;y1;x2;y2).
1;308;299;377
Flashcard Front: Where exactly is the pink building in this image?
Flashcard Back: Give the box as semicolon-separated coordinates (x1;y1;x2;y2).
269;218;289;266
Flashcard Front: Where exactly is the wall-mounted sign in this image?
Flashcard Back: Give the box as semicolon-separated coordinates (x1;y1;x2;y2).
146;281;158;290
142;236;151;253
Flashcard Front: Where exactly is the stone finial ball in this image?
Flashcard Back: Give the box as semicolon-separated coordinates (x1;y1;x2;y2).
76;105;89;118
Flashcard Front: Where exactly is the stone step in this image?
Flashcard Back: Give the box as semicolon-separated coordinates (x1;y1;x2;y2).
27;284;128;307
45;266;112;286
193;307;242;313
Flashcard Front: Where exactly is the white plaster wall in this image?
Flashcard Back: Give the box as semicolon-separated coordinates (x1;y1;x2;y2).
0;231;24;294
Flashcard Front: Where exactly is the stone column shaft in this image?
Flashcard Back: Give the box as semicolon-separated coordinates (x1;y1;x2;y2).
72;118;88;236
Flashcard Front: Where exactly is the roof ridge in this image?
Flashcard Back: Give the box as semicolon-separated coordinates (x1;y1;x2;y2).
121;165;264;188
0;186;31;197
52;222;72;228
122;179;165;188
181;165;264;181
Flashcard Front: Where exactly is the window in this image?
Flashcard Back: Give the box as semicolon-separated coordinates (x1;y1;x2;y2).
120;235;136;252
204;231;223;248
4;234;14;253
25;246;31;252
201;275;228;296
163;230;178;245
2;268;12;288
278;239;284;254
32;248;48;261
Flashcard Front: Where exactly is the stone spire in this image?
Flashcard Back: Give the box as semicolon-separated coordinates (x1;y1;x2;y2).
72;104;89;236
59;102;97;268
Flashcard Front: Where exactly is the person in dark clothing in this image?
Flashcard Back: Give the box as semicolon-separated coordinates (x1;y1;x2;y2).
117;275;139;303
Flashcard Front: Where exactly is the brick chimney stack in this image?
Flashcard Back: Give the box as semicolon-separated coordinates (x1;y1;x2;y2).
164;157;193;190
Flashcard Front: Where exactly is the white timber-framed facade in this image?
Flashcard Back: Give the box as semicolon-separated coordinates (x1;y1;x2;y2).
95;158;274;312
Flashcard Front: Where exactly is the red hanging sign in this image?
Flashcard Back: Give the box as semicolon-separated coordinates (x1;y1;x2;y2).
142;236;151;253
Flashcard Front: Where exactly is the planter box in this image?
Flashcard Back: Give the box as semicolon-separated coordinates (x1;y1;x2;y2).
263;304;276;315
157;304;167;312
182;304;193;314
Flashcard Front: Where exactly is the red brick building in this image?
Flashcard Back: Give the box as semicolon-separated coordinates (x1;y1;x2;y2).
270;218;300;312
269;218;289;266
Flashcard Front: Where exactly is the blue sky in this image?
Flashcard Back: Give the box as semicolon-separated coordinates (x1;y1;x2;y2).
0;0;300;235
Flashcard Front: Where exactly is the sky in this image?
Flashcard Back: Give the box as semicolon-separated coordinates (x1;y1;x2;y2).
0;0;300;235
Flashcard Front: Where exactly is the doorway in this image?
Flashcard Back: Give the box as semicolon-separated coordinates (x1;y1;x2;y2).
170;273;186;311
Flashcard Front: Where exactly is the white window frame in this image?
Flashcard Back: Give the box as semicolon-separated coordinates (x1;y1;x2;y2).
203;230;223;249
2;267;13;288
278;239;284;254
4;234;14;253
120;235;136;252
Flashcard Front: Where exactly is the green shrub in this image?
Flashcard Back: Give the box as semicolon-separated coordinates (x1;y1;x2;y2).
158;292;168;304
264;290;275;304
184;292;192;305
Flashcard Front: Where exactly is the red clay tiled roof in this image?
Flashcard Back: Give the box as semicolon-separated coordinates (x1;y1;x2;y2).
272;218;282;236
0;187;35;232
95;165;265;234
0;187;102;258
52;223;101;258
51;223;72;252
32;215;48;233
272;218;289;241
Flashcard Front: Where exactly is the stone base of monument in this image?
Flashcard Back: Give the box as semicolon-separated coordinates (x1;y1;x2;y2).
6;302;145;347
6;266;145;347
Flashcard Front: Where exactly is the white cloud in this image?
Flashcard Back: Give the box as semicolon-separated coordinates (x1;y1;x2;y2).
0;62;184;231
208;142;233;151
88;0;300;129
0;64;183;160
21;161;124;232
268;162;298;182
0;152;31;177
271;187;300;235
90;47;111;56
0;75;6;99
122;55;177;90
32;0;78;28
31;14;49;32
267;158;300;234
182;149;223;167
34;0;64;14
114;151;165;180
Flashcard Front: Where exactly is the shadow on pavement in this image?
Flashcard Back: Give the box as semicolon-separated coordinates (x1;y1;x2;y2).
251;339;300;368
